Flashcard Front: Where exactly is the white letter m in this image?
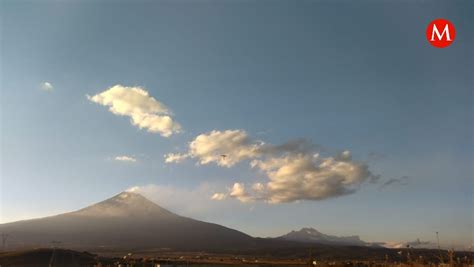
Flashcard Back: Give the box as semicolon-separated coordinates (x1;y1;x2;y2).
431;24;452;41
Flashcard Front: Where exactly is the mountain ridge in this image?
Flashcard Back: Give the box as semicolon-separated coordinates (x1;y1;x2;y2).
276;227;368;246
0;192;379;252
2;191;468;260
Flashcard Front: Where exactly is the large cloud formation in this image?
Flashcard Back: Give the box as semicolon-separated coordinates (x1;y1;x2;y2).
250;152;374;203
165;129;379;203
88;85;181;137
165;129;264;167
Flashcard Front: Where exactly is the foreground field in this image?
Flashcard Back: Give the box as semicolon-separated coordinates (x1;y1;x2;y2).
1;248;473;267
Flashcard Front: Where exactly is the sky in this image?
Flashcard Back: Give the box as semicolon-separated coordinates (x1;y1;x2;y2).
0;0;472;249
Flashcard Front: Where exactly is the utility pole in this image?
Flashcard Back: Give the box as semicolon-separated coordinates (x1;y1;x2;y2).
436;232;443;264
49;240;61;267
406;245;412;264
1;233;9;251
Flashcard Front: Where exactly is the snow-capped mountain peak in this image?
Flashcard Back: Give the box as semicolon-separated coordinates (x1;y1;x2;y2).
278;227;368;246
71;191;173;217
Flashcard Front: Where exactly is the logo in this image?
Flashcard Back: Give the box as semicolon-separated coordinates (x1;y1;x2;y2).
426;19;456;48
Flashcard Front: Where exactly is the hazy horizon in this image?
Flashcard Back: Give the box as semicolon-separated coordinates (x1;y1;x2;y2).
1;0;472;250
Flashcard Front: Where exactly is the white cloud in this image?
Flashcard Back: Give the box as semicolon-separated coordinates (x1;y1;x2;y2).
114;155;137;162
210;193;227;201
165;129;264;167
164;153;189;163
252;183;265;192
229;183;254;203
40;82;54;91
87;85;181;137
250;153;374;203
169;129;379;203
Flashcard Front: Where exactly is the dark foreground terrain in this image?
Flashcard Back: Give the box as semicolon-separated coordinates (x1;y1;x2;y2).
0;248;114;266
1;247;473;267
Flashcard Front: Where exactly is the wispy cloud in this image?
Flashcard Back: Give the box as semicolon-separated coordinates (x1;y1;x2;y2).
379;176;410;189
40;82;54;92
210;193;226;201
87;85;181;137
367;151;387;161
114;155;137;163
164;153;189;164
167;129;381;203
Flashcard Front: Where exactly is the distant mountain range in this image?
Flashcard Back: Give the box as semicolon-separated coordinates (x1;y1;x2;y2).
0;191;381;252
276;227;369;246
1;192;465;261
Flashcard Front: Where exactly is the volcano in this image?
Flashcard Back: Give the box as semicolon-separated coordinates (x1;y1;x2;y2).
0;191;254;250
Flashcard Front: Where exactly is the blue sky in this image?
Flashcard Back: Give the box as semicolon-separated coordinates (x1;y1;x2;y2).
1;0;472;248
